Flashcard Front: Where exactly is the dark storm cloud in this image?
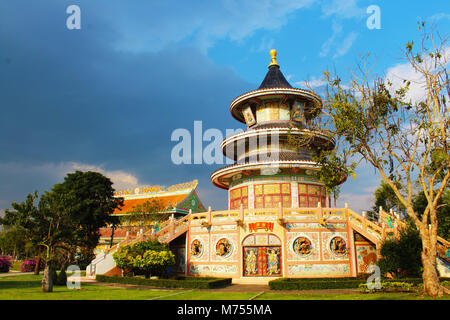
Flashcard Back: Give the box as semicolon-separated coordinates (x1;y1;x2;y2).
0;1;253;209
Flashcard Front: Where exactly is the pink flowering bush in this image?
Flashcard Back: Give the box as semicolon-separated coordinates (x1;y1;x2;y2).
0;255;12;273
20;259;44;272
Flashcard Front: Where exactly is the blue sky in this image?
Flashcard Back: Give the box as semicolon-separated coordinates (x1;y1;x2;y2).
0;0;448;213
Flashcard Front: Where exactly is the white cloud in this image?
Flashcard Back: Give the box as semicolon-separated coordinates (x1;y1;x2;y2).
0;161;142;195
295;75;327;88
69;163;140;190
252;37;275;53
333;31;358;58
384;46;449;104
109;0;316;53
429;13;450;22
318;0;365;59
320;20;343;57
320;0;366;20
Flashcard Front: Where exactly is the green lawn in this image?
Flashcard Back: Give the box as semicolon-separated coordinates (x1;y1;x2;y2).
0;275;449;300
10;261;22;271
256;292;450;300
158;291;258;300
0;275;176;300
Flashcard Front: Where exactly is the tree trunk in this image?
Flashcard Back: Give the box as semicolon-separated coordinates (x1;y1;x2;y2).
420;231;443;297
34;246;42;275
42;262;53;292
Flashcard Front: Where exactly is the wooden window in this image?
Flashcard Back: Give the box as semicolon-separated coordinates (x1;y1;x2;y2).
230;186;248;209
298;183;327;208
254;183;291;208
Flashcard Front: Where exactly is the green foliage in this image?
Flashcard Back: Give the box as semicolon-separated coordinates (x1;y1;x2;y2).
359;281;414;293
55;268;67;286
96;275;231;289
113;239;175;278
269;277;365;290
0;171;122;267
48;170;122;250
50;267;58;285
270;277;430;290
373;181;405;214
377;225;422;277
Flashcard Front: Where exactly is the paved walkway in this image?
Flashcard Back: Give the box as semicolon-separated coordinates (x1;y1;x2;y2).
0;272;32;278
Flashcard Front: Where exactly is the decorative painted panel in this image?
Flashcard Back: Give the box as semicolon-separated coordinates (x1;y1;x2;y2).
286;222;346;230
288;263;350;276
210;225;237;232
286;232;319;261
291;101;304;122
210;234;238;262
190;264;237;275
242;105;256;126
189;235;209;262
243;246;281;277
242;234;281;247
321;232;349;261
356;244;377;273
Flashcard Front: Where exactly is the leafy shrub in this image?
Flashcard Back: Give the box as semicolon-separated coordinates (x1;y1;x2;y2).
55;268;67;286
20;259;45;272
113;239;175;278
377;224;422;277
0;255;12;273
268;277;434;290
269;277;365;290
96;275;231;289
359;281;413;293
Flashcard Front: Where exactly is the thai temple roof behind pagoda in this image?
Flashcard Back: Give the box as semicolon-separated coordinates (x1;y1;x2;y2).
112;180;206;215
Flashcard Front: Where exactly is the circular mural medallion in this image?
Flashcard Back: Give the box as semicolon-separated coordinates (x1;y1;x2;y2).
190;239;203;257
330;236;347;256
216;238;232;257
293;237;312;256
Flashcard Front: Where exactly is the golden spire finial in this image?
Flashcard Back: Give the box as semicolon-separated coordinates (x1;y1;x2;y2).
268;49;279;68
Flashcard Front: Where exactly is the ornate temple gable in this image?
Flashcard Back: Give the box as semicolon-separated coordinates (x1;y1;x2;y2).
112;180;204;215
176;189;207;213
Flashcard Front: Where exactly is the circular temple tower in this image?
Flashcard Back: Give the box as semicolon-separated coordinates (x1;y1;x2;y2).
211;50;335;210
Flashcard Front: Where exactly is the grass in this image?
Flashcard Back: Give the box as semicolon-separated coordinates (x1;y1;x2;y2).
0;275;176;300
0;275;449;300
255;292;450;300
158;291;258;300
10;261;22;272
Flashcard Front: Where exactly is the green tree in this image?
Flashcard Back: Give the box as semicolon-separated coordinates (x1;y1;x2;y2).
290;23;448;297
378;224;423;278
0;171;123;292
113;238;175;278
373;181;406;215
0;192;49;274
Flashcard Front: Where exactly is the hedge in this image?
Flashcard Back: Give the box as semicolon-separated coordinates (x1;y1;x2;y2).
359;281;414;293
96;275;232;289
268;277;450;290
269;278;364;290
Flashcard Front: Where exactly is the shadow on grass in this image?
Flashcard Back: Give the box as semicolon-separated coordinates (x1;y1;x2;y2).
0;280;42;289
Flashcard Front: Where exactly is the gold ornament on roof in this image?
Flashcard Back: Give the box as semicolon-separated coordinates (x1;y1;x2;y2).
268;49;279;67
